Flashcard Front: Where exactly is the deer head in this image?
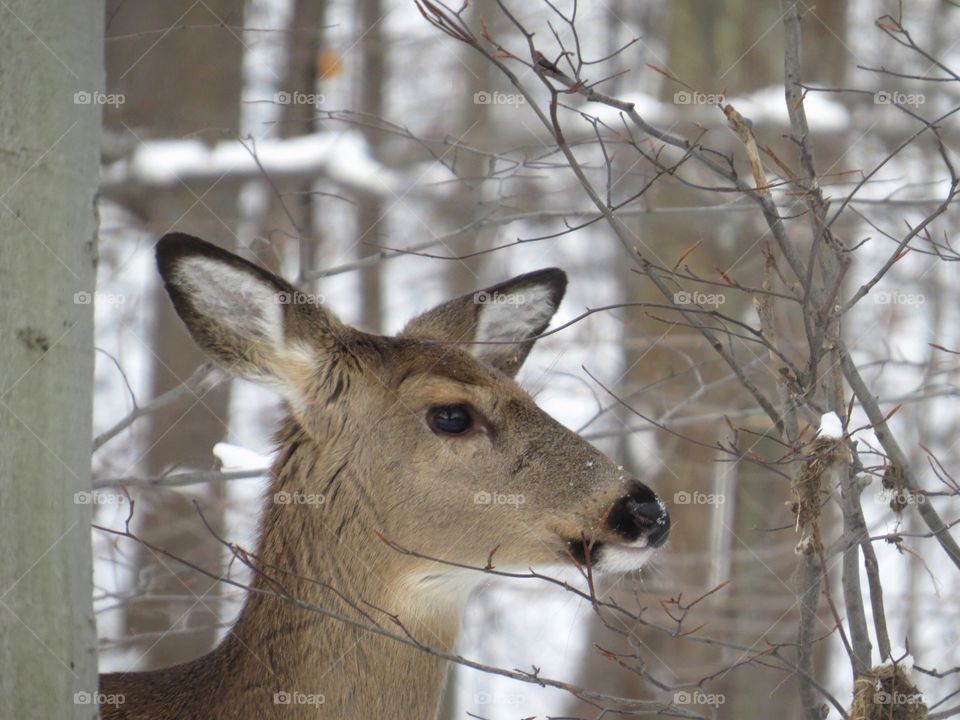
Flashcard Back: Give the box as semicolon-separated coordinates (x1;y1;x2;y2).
156;232;669;587
103;232;671;719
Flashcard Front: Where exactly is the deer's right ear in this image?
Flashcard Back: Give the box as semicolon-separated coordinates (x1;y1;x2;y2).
156;233;346;401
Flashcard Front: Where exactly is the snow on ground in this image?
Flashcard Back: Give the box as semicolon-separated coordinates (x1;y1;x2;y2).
455;572;597;718
729;85;850;131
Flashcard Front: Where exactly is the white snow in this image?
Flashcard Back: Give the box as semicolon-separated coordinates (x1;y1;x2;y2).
588;85;851;134
213;442;273;473
818;411;844;439
102;131;410;197
727;85;851;132
881;647;915;673
453;572;595;719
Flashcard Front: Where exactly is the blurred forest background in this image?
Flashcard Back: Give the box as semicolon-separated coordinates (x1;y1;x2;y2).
67;0;960;717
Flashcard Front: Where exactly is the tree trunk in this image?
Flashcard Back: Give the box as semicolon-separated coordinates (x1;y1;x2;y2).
0;1;102;717
355;0;386;333
277;0;328;286
104;0;244;669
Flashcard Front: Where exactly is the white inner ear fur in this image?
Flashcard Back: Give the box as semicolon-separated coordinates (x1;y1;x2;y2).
174;257;318;407
174;257;286;345
472;282;556;354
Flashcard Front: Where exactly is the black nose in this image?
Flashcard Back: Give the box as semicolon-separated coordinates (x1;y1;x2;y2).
605;481;671;548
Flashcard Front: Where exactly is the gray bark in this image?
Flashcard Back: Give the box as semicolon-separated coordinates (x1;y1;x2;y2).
0;1;103;717
355;0;386;333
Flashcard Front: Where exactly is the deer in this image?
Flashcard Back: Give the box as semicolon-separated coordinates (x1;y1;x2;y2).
99;232;670;719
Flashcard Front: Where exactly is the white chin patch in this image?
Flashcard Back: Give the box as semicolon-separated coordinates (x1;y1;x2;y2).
596;542;654;574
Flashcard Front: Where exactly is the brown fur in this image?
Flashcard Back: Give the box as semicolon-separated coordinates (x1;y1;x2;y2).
100;233;665;719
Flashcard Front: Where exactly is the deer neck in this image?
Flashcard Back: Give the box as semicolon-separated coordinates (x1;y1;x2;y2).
215;419;460;719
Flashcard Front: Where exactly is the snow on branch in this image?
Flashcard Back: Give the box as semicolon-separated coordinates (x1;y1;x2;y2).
102;131;442;198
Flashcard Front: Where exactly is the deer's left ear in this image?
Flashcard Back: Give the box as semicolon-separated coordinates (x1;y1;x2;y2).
401;268;566;377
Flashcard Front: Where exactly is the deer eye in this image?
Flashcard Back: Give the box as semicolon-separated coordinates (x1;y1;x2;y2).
427;404;475;435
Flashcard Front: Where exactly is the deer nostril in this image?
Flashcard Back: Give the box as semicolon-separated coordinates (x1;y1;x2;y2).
605;481;670;547
645;510;670;548
630;499;663;522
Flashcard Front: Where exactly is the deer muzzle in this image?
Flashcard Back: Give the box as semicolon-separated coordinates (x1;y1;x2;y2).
564;480;670;571
604;480;671;548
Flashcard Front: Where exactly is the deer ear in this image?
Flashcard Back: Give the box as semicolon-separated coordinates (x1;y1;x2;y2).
156;233;345;401
401;268;566;377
